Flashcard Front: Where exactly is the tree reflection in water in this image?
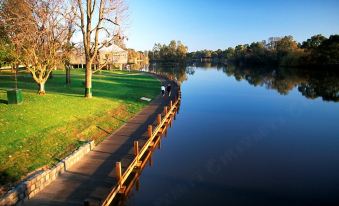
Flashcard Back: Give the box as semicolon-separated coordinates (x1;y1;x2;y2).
148;63;192;85
223;65;339;102
147;63;339;102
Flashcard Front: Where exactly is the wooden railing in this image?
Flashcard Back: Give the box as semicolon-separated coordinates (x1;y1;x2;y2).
98;88;181;206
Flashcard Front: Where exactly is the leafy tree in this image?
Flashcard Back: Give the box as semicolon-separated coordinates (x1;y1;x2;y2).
149;40;188;63
0;26;8;67
0;0;75;95
215;49;223;59
301;34;327;50
176;41;188;62
314;35;339;65
223;47;235;60
128;49;148;64
275;36;298;57
0;38;10;69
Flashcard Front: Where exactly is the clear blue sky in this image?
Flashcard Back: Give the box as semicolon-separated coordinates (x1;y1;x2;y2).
125;0;339;51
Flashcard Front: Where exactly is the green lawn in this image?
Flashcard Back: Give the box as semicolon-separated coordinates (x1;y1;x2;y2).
0;69;160;187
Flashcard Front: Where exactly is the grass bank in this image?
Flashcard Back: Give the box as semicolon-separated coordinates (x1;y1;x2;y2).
0;69;160;189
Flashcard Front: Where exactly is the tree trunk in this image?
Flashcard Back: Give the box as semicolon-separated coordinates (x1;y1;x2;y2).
66;65;71;86
12;64;18;90
38;82;46;95
85;63;92;98
11;65;15;73
49;71;53;79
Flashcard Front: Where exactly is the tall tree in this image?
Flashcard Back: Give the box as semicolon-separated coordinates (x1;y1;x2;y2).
149;41;188;63
0;25;20;89
176;41;188;62
275;36;299;56
315;35;339;65
0;26;11;69
0;4;21;73
0;0;75;95
301;34;327;50
72;0;127;98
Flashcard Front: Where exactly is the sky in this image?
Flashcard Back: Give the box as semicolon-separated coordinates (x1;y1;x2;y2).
124;0;339;52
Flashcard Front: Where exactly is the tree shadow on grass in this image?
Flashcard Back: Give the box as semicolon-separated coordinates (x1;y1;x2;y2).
112;116;127;123
96;126;111;135
1;72;161;105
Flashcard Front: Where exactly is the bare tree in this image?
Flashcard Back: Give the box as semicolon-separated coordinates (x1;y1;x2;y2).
72;0;127;98
0;0;75;95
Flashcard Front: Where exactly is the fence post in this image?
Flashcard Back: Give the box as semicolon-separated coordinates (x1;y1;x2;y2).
116;162;122;186
157;114;162;125
148;125;153;138
134;141;139;157
170;100;173;109
164;106;168;115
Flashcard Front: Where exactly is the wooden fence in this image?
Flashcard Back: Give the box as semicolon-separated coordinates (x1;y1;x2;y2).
95;88;181;206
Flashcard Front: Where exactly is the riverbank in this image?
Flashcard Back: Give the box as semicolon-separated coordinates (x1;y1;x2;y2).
0;70;160;193
21;77;179;206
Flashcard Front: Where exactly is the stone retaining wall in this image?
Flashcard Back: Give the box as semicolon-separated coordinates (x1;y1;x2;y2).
0;141;95;206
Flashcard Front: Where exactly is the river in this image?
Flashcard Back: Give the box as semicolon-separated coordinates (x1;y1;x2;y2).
120;64;339;206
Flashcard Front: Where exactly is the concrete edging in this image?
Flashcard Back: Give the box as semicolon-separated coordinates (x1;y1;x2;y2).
0;141;95;206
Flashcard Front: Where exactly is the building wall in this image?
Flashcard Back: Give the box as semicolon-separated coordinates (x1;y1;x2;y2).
112;51;128;64
69;45;128;67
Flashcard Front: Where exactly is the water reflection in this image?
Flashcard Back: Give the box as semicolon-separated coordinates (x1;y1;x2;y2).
148;63;191;85
123;65;339;206
113;139;160;206
148;63;339;102
223;66;339;102
112;105;181;206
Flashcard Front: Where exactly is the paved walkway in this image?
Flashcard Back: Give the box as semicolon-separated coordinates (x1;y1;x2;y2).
24;76;178;206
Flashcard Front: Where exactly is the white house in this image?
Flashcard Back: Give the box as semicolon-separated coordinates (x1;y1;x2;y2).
98;44;128;69
69;44;128;70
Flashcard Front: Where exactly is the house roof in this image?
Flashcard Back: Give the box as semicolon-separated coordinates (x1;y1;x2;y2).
100;44;126;53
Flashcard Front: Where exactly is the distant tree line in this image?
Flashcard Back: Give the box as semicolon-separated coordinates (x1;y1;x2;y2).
188;34;339;68
148;40;188;63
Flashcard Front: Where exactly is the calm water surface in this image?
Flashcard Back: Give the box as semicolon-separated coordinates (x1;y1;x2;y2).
123;66;339;206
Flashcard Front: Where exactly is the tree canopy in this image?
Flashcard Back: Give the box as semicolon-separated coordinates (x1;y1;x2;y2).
0;0;75;94
149;40;188;63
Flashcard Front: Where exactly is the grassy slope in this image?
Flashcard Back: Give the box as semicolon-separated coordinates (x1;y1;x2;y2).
0;70;160;186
